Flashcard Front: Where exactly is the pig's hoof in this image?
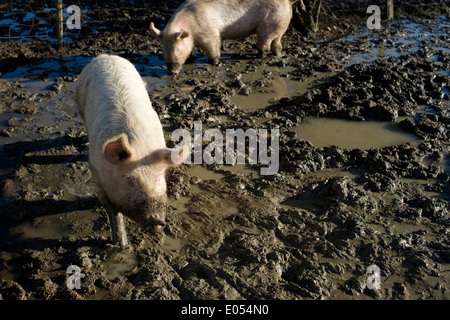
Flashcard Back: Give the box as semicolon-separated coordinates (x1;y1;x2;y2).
106;242;134;253
208;58;221;66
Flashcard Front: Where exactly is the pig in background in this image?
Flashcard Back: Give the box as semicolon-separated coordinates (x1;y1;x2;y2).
150;0;295;74
76;54;189;248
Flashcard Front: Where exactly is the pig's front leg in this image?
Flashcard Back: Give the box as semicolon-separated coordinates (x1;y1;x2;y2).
198;33;221;66
91;167;129;248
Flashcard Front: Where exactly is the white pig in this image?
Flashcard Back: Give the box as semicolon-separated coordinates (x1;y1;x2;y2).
150;0;295;74
76;54;189;247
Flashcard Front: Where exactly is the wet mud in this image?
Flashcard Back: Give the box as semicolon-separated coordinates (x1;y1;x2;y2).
0;1;449;300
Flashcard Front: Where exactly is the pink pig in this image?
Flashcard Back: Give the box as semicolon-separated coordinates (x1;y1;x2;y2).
150;0;295;74
76;54;189;247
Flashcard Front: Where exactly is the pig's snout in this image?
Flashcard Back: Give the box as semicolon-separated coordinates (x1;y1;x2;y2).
135;198;167;232
167;62;182;75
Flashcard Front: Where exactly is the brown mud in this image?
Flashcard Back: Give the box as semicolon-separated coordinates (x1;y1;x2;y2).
0;1;449;300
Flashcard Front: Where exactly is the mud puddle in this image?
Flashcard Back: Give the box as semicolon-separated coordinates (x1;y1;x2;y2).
217;164;259;176
367;220;435;238
0;6;89;42
162;235;184;251
229;66;325;111
103;250;139;281
186;165;225;181
342;16;450;66
4;208;102;247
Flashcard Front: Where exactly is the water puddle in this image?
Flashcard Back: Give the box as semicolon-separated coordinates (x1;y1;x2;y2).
0;143;23;176
9;217;66;240
217;163;259;176
134;54;168;86
294;117;419;149
170;195;191;213
391;221;429;235
162;235;184;251
368;220;436;241
0;7;89;42
2;55;92;89
186;165;225;181
229;66;312;110
307;167;363;180
222;204;240;215
104;250;138;281
280;195;317;212
367;223;387;234
343;16;450;65
7;210;101;241
399;177;450;201
1;73;81;148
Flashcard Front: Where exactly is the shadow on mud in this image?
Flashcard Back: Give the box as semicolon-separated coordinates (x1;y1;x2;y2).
0;134;92;223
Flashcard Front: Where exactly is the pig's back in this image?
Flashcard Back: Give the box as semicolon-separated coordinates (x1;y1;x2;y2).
170;0;287;39
76;54;165;153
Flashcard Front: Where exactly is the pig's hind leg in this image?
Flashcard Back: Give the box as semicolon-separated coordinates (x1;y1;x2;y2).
255;27;279;58
255;13;288;57
270;35;283;57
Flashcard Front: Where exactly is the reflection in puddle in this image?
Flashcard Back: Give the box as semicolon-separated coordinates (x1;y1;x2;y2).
295;117;419;149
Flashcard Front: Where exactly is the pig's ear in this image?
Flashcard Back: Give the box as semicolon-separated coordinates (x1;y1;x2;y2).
155;143;190;166
103;134;133;165
150;22;163;41
176;29;190;40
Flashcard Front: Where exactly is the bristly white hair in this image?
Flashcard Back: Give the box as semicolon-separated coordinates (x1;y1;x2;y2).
76;54;166;158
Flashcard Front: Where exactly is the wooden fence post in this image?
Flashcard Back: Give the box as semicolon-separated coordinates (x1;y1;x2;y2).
387;0;394;21
57;0;64;47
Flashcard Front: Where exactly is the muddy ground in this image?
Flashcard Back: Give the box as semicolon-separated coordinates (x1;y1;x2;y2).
0;1;449;301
